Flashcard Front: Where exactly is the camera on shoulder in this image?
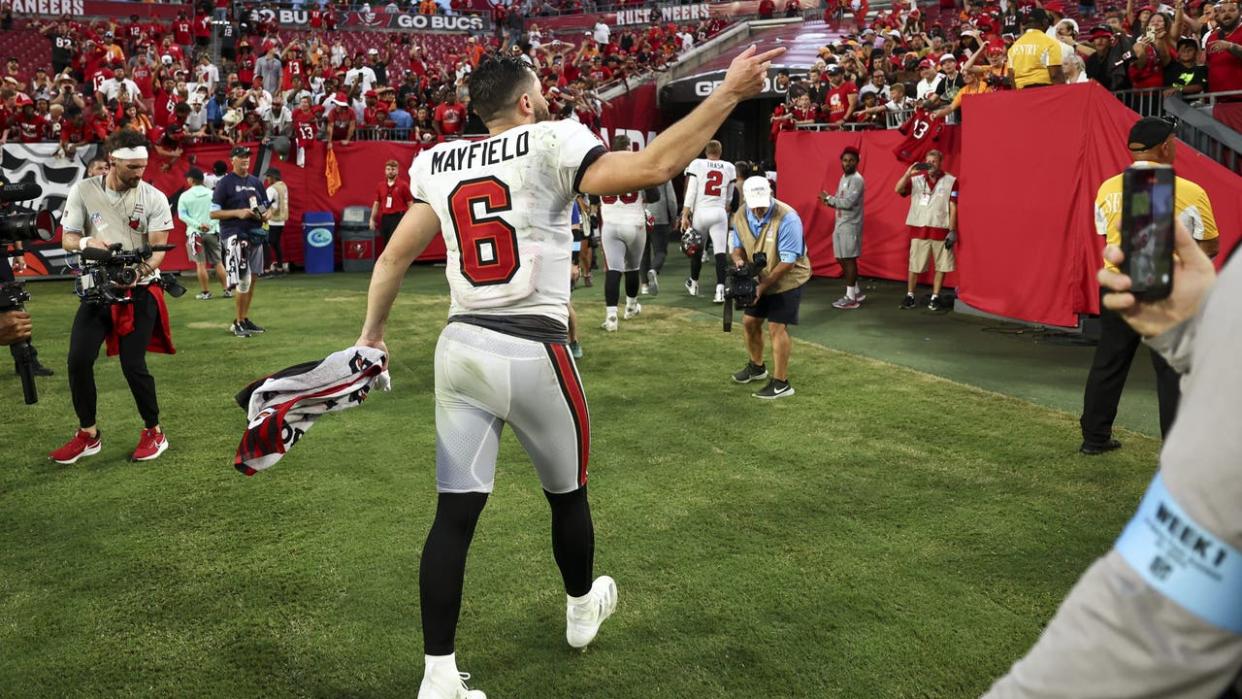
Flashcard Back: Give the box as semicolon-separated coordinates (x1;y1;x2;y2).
76;243;186;305
723;251;767;333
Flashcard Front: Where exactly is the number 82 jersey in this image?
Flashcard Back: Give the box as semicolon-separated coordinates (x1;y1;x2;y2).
410;120;606;326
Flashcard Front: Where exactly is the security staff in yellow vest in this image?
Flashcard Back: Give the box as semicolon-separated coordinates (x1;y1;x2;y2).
49;129;176;466
728;176;812;400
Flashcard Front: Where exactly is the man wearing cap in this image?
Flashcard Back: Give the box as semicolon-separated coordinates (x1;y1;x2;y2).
371;159;414;248
1205;0;1242;95
210;146;272;338
50;129;176;465
179;167;227;300
729;176;812;400
1008;7;1066;87
933;53;965;109
1085;24;1133;90
1078;116;1220;455
915;58;943;101
822;64;858;125
819;146;866;310
896;149;958;311
263;168;289;275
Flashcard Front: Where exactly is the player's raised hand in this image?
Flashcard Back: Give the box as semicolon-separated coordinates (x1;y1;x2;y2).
719;44;787;101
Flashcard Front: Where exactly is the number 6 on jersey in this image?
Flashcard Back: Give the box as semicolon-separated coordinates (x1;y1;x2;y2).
448;176;519;286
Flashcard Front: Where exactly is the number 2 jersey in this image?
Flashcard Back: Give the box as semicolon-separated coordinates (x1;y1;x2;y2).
683;158;737;212
410;119;606;328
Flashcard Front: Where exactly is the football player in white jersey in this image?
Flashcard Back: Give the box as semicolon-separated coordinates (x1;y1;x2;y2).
355;46;783;699
680;140;738;303
596;134;663;331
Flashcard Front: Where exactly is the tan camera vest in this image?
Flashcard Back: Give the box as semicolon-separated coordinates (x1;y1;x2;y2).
730;200;812;295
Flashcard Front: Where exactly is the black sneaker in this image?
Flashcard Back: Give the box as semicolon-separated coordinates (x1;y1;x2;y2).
900;294;918;310
928;296;945;311
242;318;265;334
753;378;795;400
231;321;252;338
732;362;768;384
1080;439;1122;456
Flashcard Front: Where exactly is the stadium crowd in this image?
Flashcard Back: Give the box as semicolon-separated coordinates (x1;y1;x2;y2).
769;0;1242;135
0;2;730;156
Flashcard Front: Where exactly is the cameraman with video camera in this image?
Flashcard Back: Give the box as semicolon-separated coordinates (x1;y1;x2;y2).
211;146;271;338
50;130;176;465
728;176;812;400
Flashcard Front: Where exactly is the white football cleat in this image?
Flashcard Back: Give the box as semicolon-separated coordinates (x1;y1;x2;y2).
623;302;641;320
566;575;618;650
646;270;660;296
713;284;725;304
601;316;618;332
418;668;486;699
684;278;699;296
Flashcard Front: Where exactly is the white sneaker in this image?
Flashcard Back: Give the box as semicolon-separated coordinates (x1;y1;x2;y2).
418;667;486;699
713;284;725;304
601;316;618;332
647;270;660;296
566;575;618;649
195;291;212;300
684;278;699;296
640;284;649;295
623;302;641;320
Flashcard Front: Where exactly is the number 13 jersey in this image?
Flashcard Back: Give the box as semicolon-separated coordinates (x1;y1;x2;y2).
410;119;606;326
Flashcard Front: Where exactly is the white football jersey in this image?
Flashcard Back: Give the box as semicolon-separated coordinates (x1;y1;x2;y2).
684;158;737;212
599;190;647;226
410;119;605;325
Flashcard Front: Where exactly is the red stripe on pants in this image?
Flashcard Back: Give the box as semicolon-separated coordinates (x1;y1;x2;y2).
549;344;590;487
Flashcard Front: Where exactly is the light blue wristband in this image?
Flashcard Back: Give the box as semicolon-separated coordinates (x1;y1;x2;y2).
1114;473;1242;634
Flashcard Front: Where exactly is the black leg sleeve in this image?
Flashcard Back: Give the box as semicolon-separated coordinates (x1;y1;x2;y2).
118;291;161;429
651;224;669;274
67;302;110;429
714;252;728;287
545;487;594;598
420;492;489;656
604;270;622;307
689;251;702;281
624;270;640;299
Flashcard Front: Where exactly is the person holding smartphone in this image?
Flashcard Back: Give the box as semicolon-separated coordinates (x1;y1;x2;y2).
1078;117;1220;455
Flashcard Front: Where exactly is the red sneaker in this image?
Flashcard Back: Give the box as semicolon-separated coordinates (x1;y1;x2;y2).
50;429;102;465
131;428;169;462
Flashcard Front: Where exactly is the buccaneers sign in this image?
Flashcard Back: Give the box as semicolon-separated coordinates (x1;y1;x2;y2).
241;4;490;32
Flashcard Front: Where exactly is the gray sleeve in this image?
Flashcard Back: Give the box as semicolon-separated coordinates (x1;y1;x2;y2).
60;182;86;233
146;189;174;233
833;177;863;210
1144;317;1196;375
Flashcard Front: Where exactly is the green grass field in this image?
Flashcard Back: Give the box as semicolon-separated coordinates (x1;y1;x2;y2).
0;268;1161;698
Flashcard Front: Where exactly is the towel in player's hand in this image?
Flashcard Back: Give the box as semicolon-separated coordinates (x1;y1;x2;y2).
233;346;391;475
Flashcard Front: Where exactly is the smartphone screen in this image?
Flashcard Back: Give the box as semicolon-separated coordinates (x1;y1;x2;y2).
1120;166;1175;301
914;162;932;171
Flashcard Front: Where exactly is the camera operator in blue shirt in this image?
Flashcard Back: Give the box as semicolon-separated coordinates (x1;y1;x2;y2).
211;146;272;338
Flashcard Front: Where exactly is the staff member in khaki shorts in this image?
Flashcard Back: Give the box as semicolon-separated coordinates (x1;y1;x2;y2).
895;149;958;312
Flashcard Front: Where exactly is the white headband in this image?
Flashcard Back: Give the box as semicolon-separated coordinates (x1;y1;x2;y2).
110;146;148;160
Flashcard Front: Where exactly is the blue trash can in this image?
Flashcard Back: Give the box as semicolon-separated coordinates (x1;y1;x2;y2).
303;211;336;274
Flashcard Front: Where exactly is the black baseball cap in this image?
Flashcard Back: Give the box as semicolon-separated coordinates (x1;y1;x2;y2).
1128;117;1176;150
230;146;251;157
263;167;281;180
186;167;204;182
1176;37;1199;50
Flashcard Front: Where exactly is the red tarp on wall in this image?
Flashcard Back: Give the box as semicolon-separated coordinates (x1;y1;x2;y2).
777;83;1242;327
144;140;442;272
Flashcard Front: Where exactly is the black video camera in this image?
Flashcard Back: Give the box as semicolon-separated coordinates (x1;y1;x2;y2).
76;243;186;305
0;182;55;248
0;280;37;405
723;251;767;333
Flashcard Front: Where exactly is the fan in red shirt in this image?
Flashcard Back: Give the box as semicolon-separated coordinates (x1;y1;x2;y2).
892;107;946;163
131;57;156;97
124;15;146;47
194;15;212;46
769;102;797;142
172;13;193;46
1127;41;1165;89
84;102;115;142
152;80;179;127
586;57;613;82
309;7;324;30
16;100;46;144
291;96;320;153
362;90;388;130
326;94;356;145
1205;5;1242;95
433;95;467;137
759;0;776;18
282;47;305;90
822;65;858;124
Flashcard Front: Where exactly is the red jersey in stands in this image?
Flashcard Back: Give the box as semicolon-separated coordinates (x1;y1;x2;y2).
153;89;178;127
363;106;387;127
309;8;324;29
587;66;612;82
329;113;354;141
85;110;114;142
823;81;857;122
283;59;304;90
195;15;212;40
60;119;84;146
237;54;256;85
125;21;145;44
18;113;45;143
1206;24;1242;93
293;107;318;147
409;57;427;77
173;19;192;45
131;63;155;97
44;114;65;142
792;104;819;123
376;178;413;216
1128;44;1164;89
892;108;945;163
435;101;467;135
770;103;795;140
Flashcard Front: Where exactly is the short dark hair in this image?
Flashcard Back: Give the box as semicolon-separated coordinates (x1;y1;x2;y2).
468;55;536;124
103;128;149;155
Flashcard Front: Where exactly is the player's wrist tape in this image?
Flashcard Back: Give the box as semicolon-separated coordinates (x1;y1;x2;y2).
78;236;93;251
1114;472;1242;634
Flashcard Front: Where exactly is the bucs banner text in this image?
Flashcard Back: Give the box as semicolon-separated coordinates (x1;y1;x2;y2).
540;0;762;33
3;0;189;19
239;3;490;32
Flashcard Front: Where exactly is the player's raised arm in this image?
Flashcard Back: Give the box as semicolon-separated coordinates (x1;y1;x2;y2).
357;202;441;349
577;45;785;196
